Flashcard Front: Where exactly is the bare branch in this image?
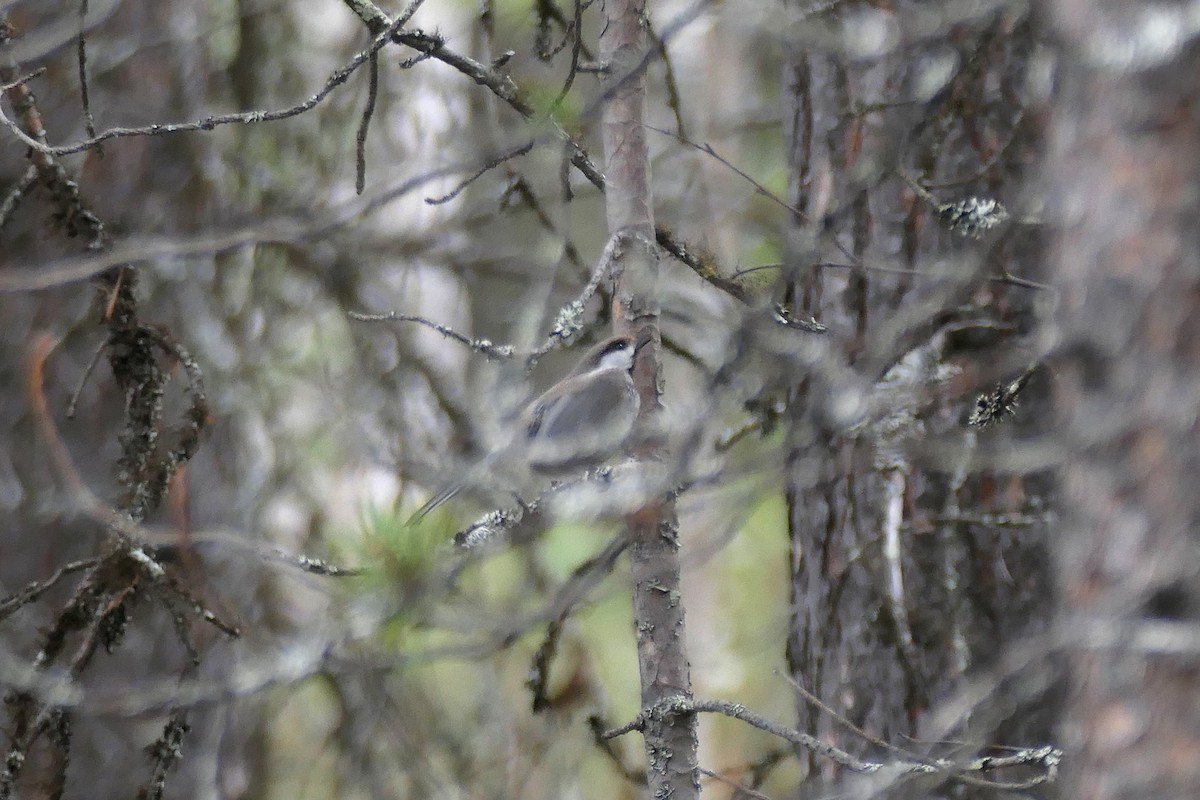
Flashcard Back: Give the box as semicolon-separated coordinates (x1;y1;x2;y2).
75;0;98;145
354;52;379;195
424;140;534;205
348;311;516;360
603;696;1062;785
0;9;417;157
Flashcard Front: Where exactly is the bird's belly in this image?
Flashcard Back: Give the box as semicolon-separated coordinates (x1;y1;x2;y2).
526;418;637;474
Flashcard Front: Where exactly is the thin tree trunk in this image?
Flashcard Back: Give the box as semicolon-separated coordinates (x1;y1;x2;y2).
599;2;699;799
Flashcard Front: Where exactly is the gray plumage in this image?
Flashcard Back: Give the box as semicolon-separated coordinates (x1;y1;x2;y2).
409;332;647;523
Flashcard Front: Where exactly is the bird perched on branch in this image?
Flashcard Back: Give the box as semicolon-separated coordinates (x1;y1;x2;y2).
409;329;652;523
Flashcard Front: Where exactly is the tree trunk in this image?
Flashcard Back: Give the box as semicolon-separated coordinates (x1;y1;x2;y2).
599;2;699;799
780;5;1057;791
1049;5;1200;798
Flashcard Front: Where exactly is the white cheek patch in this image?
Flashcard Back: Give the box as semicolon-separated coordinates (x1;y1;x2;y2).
597;346;633;370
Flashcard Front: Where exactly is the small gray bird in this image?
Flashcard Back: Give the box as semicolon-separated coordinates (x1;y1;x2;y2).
409;330;651;522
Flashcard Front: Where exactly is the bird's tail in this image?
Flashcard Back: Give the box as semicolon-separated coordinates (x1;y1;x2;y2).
406;482;464;526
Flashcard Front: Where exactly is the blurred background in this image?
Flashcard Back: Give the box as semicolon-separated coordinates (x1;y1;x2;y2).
1;1;1070;798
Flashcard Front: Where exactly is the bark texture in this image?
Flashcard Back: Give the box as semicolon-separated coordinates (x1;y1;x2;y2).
779;3;1056;791
600;2;699;799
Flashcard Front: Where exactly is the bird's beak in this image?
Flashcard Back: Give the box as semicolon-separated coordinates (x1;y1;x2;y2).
633;327;655;354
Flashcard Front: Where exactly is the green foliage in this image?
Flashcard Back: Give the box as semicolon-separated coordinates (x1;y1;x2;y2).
356;501;447;588
524;79;586;128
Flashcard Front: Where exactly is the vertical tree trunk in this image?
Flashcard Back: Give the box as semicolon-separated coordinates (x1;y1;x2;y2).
1048;6;1200;799
780;5;1056;790
599;3;698;799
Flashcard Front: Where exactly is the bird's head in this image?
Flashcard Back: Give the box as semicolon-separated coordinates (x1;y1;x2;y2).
575;329;654;375
586;335;636;373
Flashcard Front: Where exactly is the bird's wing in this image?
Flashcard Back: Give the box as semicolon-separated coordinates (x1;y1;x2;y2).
525;370;638;470
527;371;628;437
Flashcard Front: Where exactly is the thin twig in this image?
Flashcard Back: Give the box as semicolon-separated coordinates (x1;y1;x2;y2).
425;140;534;205
644;123;807;222
0;67;47;92
643;123;859;264
348;311;516;359
0;9;417;157
535;0;597;61
527;229;630;363
0;164;37;231
602;697;1062;784
279;550;365;577
732;260;1053;292
157;573;241;638
698;768;775;800
881;467;924;709
339;0;763;310
0;163;477;292
501;176;587;270
645;13;687;138
548;0;584;112
76;0;98;146
66;337;107;418
580;0;715;124
0;559;101;622
587;715;647;784
527;615;565;712
355;52;379;195
776;670;917;761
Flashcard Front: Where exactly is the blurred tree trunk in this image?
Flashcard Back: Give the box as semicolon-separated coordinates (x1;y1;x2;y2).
1048;5;1200;799
780;4;1057;790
